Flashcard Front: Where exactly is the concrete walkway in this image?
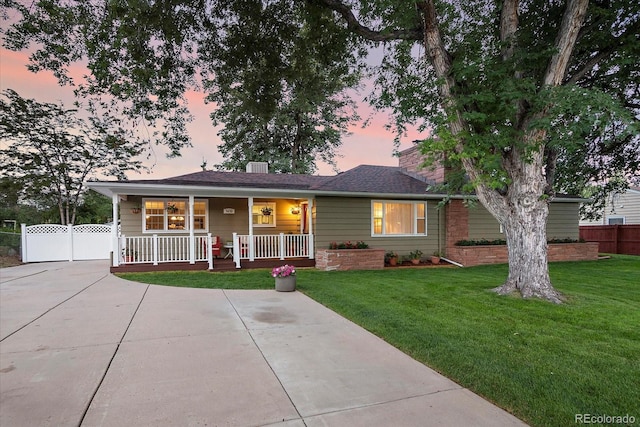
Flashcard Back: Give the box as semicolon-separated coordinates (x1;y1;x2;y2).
0;261;526;426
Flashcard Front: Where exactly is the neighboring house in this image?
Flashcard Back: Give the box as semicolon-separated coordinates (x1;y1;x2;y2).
88;147;589;271
580;187;640;225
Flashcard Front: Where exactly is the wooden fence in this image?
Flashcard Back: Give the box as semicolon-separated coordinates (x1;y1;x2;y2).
579;225;640;255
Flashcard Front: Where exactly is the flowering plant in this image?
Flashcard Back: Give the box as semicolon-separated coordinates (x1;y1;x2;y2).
272;264;296;278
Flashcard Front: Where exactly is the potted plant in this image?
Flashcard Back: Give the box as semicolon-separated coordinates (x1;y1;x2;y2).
385;250;399;266
130;205;142;214
272;264;296;292
409;249;423;265
261;206;273;216
167;203;179;214
431;250;442;265
123;248;138;263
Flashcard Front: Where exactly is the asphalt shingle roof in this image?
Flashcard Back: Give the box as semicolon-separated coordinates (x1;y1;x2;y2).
124;165;433;195
311;165;432;194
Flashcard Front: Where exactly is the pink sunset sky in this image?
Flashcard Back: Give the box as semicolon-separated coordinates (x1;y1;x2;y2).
1;48;425;178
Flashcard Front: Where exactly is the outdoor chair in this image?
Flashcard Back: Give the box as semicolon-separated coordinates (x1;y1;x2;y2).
212;235;222;258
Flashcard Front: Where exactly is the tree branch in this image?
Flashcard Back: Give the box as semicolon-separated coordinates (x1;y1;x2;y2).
500;0;519;61
544;0;589;86
565;20;640;85
309;0;422;41
416;1;453;96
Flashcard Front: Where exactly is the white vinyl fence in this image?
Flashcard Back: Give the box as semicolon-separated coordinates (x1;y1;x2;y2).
21;223;113;263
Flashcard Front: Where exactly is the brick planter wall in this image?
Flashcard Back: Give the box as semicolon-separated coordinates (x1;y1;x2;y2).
447;242;599;267
316;248;385;271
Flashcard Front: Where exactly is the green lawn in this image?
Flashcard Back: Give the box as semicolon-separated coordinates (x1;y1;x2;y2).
117;255;640;427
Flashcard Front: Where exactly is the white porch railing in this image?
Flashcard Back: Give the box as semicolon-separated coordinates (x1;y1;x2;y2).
120;234;213;269
233;233;314;268
118;232;313;270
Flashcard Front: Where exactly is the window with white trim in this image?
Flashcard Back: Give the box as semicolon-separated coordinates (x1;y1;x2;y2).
252;202;276;227
143;199;208;232
607;216;625;225
372;201;427;236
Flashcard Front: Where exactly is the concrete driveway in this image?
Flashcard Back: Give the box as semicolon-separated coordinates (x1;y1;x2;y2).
0;260;525;426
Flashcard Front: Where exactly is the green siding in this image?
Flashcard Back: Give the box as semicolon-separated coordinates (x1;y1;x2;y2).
468;205;502;240
315;197;441;258
547;203;580;239
467;202;580;241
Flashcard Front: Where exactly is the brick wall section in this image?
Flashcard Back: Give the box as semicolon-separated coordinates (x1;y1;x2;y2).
448;242;599;267
447;246;508;266
398;145;445;183
547;242;599;262
316;249;385;271
445;199;469;254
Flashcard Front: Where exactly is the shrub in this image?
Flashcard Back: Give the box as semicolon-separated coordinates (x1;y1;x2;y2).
456;237;584;246
328;240;369;249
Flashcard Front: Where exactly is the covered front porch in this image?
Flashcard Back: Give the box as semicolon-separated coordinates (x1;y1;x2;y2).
109;194;316;272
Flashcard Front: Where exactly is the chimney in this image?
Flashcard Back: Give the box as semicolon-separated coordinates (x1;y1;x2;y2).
398;145;446;183
246;162;269;173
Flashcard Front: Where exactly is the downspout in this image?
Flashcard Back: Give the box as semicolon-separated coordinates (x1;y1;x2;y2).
441;257;464;268
439;199;464;267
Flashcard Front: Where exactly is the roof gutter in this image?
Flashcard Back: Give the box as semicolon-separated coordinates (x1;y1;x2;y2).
87;181;588;203
86;181;451;200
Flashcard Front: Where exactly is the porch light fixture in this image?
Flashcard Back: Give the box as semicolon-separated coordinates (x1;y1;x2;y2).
290;206;300;215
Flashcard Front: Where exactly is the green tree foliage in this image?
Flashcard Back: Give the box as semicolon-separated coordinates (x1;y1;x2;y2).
206;1;361;173
0;89;144;224
349;0;639;215
2;0;362;173
310;0;639;302
3;0;202;157
74;189;113;224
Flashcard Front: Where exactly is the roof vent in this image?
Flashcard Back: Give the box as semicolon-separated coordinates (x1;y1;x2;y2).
246;162;269;173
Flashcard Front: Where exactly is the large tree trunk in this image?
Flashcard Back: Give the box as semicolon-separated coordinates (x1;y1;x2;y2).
496;199;563;303
474;143;565;304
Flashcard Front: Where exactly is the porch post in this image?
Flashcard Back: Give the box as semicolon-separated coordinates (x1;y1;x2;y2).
189;195;195;264
112;194;120;267
153;234;159;266
279;233;285;260
21;223;27;263
207;233;213;270
307;198;314;259
248;197;255;261
232;232;241;268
